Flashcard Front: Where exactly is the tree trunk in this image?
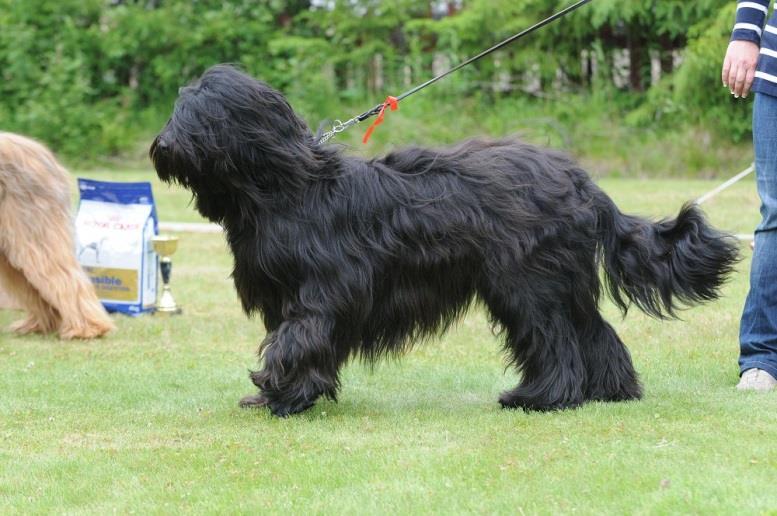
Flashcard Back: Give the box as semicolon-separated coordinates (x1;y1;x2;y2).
627;28;649;92
659;34;675;75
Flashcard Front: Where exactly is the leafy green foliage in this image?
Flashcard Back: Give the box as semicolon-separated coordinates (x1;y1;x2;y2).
671;6;753;141
0;0;751;160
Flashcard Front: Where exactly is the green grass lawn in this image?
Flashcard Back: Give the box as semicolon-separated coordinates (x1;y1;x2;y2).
1;171;775;514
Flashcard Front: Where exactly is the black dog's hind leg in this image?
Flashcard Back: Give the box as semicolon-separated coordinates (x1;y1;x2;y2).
577;313;642;403
243;314;345;417
497;309;587;411
480;261;586;411
566;242;642;404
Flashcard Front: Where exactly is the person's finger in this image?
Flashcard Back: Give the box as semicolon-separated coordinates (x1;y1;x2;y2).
743;65;757;98
734;62;749;97
722;54;732;88
728;60;741;95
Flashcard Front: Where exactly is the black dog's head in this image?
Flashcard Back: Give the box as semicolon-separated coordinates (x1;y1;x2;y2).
150;64;319;222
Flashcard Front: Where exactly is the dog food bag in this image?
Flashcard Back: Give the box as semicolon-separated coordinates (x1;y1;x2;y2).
75;179;158;314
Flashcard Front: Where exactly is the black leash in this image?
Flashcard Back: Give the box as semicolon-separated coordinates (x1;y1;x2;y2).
317;0;594;145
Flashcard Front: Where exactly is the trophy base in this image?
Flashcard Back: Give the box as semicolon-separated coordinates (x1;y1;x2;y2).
154;286;181;316
154;306;182;316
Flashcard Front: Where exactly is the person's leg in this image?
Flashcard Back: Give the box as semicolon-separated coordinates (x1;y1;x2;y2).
738;92;777;387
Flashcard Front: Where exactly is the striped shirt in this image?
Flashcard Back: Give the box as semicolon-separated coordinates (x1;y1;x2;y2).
732;0;777;97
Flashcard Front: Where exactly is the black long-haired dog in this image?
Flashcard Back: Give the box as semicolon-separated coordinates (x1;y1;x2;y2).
150;65;738;417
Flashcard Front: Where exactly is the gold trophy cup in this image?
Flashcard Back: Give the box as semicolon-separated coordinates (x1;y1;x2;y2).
151;235;182;315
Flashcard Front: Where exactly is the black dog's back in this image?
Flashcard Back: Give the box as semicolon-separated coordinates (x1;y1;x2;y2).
299;139;595;357
151;65;738;416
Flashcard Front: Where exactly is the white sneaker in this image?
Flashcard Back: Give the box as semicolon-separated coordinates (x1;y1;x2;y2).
737;368;777;391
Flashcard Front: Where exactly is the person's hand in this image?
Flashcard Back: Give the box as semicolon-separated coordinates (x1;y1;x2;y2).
722;40;760;98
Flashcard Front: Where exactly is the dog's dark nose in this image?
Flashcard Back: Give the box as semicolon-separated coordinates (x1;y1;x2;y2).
149;135;171;163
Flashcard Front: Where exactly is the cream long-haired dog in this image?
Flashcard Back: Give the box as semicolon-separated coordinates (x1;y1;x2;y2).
0;132;114;339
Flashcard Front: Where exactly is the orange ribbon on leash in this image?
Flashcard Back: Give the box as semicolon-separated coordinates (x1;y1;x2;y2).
362;96;398;144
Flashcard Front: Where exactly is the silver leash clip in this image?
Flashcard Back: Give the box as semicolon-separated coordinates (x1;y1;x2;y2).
317;117;359;145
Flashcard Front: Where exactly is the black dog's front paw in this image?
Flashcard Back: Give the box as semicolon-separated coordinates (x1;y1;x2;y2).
238;392;313;417
238;393;269;409
248;368;327;417
266;397;316;418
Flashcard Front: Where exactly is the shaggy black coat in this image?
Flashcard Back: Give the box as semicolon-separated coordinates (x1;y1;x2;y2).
150;65;739;417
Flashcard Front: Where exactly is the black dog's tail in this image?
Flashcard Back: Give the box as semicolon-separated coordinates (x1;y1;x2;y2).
593;190;739;318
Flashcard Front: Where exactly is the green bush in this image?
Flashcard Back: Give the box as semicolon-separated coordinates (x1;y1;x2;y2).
672;6;752;141
0;0;754;167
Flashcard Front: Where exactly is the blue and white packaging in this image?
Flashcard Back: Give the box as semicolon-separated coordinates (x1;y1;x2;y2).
75;179;158;315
